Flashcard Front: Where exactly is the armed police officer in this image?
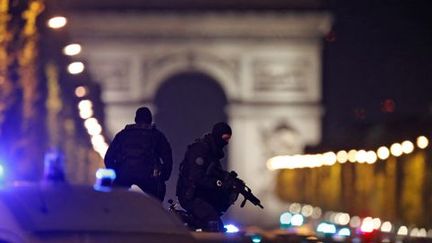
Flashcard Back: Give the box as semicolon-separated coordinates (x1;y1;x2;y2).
104;107;173;202
176;122;237;232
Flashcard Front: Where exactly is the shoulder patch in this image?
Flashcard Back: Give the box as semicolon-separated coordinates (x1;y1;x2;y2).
195;157;204;166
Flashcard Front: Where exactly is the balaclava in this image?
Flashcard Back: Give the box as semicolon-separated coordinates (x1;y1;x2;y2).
211;122;232;148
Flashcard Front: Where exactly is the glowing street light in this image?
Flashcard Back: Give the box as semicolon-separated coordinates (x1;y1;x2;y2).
355;150;367;163
336;150;348;163
401;140;414;154
381;221;392;232
349;216;361;228
417;136;429;149
397;226;408;236
360;217;374;233
68;61;84;74
390;143;403;157
301;205;314;217
47;16;67;29
63;43;82;56
365;151;377;164
377;146;390;160
78;99;92;111
347;149;357;163
75;86;87;97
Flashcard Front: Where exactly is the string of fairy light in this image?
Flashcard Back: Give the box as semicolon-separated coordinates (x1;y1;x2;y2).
47;16;109;158
267;135;429;170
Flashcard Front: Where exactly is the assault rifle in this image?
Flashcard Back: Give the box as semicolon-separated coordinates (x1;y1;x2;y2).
221;170;264;209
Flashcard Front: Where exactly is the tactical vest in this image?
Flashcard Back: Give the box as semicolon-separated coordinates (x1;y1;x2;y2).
117;126;159;181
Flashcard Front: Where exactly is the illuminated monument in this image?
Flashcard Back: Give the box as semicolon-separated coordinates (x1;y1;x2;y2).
69;11;331;226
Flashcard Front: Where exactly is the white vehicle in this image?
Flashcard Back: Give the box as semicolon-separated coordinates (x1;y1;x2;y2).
0;182;195;243
0;164;265;243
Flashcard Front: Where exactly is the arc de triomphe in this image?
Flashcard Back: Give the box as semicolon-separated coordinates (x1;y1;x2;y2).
69;12;331;227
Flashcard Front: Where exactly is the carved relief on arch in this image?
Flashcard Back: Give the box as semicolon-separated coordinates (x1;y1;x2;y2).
142;50;240;101
252;57;309;93
261;121;303;158
88;57;131;92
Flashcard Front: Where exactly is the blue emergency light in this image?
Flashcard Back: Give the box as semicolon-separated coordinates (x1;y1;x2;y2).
224;224;239;233
250;234;262;243
0;163;4;178
0;162;5;189
0;163;4;181
317;222;337;234
93;168;116;192
338;227;351;237
279;212;292;228
290;214;304;226
43;148;66;182
95;168;116;181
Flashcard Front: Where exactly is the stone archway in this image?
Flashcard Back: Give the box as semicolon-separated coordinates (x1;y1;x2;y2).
142;51;240;102
153;71;228;202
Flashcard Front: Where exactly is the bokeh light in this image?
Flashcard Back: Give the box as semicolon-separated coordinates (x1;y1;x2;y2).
417;136;429;149
347;149;357;163
397;226;408;236
63;43;82;56
365;150;377;164
381;221;392;232
78;99;92;111
75;86;87;97
377;146;390;160
290;214;304;226
390;143;403;157
301;205;314;217
68;61;85;74
360;217;374;233
47;16;67;29
280;212;292;226
401;140;414;154
349;216;361;228
224;224;239;233
336;150;348;163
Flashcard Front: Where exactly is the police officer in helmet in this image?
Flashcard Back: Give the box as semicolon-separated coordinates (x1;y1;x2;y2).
104;107;173;202
176;122;235;232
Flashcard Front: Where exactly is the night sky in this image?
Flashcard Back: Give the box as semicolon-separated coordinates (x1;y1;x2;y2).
320;0;432;149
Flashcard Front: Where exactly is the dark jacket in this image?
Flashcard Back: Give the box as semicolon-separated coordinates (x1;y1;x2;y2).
177;134;235;212
104;123;173;182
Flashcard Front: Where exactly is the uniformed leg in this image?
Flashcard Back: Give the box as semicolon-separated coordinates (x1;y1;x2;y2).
112;176;133;189
136;179;165;202
189;198;224;232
